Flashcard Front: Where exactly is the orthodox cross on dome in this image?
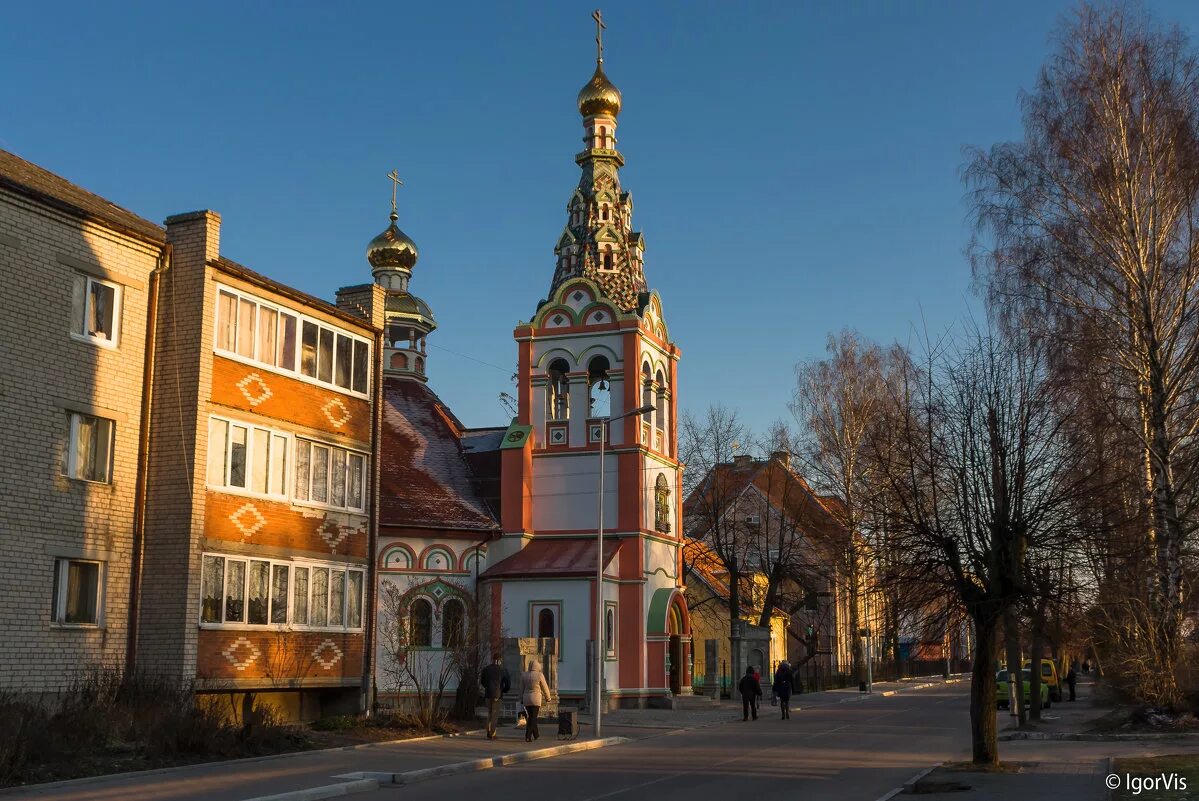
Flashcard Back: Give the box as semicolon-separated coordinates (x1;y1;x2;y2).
386;168;403;217
592;8;606;63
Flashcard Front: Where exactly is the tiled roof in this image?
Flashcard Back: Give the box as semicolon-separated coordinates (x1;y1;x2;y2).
682;457;850;557
380;377;500;532
481;537;619;579
0;149;164;243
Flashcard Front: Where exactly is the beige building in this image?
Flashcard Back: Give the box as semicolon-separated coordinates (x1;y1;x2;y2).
0;150;165;692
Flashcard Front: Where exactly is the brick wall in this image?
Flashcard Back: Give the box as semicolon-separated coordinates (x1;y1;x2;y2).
137;211;220;681
0;188;160;692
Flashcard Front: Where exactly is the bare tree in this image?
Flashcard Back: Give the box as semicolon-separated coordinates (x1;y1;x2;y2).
681;406;754;646
872;326;1085;764
792;330;894;681
378;583;456;730
967;3;1199;703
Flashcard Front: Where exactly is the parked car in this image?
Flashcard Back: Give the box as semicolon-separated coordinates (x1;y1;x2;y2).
996;669;1051;709
1023;658;1062;702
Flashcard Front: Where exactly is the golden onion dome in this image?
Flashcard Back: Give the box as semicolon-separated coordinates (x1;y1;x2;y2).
577;61;622;118
367;211;419;272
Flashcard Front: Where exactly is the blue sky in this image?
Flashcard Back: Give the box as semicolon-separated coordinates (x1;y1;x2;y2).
4;1;1198;437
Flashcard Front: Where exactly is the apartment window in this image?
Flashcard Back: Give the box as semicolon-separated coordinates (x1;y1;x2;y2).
215;286;368;395
207;417;288;498
70;273;120;346
200;553;364;630
52;558;103;626
64;412;114;483
293;439;366;511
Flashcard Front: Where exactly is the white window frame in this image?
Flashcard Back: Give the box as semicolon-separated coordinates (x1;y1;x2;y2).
213;284;372;398
52;558;105;628
199;552;365;632
293;437;368;513
206;415;290;500
64;411;114;484
70;273;122;348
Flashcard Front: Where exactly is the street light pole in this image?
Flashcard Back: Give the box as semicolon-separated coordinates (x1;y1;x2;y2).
594;403;654;739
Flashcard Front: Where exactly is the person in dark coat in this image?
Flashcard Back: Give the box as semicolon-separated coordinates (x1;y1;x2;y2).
772;661;794;719
739;666;763;721
1065;665;1077;702
479;654;510;739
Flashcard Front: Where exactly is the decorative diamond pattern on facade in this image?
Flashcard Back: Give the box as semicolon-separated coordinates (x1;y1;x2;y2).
548;425;567;445
311;639;343;670
552;314;565;326
321;397;352;428
318;518;349;553
236;372;273;407
222;637;261;671
573;291;584;302
229;502;267;540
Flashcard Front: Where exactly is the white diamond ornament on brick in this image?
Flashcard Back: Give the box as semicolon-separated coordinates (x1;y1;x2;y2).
230;502;267;540
223;637;262;671
236;372;273;407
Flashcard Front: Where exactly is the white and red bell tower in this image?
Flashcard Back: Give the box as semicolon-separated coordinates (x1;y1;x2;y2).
483;15;690;708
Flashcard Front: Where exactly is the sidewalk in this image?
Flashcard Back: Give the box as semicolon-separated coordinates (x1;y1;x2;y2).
578;674;969;730
3;727;642;801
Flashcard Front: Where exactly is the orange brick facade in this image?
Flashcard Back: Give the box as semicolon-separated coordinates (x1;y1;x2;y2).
204;492;369;557
211;354;371;443
197;629;364;688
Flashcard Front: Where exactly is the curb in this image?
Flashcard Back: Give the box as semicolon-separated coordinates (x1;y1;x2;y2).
872;764;938;801
0;728;483;797
241;778;380;801
1000;730;1199;742
392;736;629;785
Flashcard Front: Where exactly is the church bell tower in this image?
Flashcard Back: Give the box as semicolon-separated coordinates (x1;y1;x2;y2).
487;11;691;708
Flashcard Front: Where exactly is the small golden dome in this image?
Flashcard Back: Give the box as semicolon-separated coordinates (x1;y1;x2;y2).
367;212;419;272
577;61;622;118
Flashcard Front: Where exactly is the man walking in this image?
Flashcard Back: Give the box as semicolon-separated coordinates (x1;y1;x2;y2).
1065;664;1077;702
480;654;510;739
739;665;763;721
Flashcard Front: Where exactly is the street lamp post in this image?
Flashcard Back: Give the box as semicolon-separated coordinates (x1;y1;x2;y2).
594;403;654;739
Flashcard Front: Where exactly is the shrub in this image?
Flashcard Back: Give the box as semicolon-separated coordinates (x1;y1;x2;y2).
311;715;358;732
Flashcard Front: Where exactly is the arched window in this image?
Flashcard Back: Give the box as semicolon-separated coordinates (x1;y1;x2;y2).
598;125;607;146
415;356;425;375
588;355;611;418
442;599;465;648
655;474;671;532
391;352;408;370
605;606;615;652
655;369;667;433
538;607;556;639
602;250;613;270
641;363;653;414
410;598;432;647
547;358;570;421
601;205;609;221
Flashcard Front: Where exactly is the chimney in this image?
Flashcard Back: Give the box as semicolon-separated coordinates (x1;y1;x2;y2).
732;454;753;468
164;210;221;264
771;450;790;468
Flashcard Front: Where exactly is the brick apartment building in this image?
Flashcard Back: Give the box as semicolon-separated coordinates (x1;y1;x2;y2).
0;151;163;693
0;151;383;718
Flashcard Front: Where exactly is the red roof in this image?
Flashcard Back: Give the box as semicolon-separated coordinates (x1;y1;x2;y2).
481;538;620;579
380;377;499;532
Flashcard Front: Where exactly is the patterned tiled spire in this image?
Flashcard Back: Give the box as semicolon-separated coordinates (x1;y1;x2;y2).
548;25;647;312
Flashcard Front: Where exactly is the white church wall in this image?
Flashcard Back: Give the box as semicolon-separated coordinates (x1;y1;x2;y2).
532;453;618;532
500;578;590;694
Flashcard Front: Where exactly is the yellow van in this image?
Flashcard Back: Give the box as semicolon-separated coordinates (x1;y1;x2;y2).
1023;659;1061;702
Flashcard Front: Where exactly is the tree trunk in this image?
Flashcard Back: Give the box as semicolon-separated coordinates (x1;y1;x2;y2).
1003;608;1025;728
970;614;1001;765
1028;636;1043;721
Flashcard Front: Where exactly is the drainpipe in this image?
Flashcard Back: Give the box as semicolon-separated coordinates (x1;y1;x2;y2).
126;243;171;675
362;328;383;716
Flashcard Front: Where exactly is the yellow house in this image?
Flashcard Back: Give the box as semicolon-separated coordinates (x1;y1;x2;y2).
683;538;787;695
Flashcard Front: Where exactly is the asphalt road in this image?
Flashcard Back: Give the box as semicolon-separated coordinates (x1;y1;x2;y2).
354;684;975;801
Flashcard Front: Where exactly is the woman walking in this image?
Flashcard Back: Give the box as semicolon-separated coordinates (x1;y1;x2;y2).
520;658;552;742
773;661;794;719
